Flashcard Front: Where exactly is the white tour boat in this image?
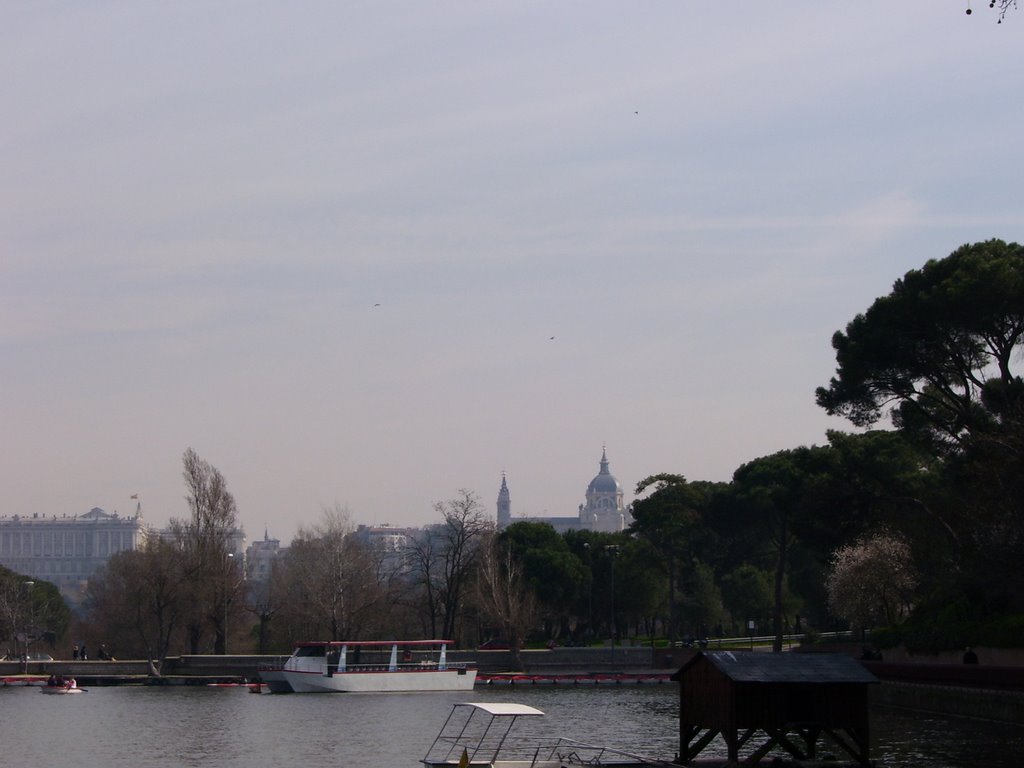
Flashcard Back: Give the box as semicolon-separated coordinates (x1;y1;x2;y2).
421;702;675;767
272;639;476;693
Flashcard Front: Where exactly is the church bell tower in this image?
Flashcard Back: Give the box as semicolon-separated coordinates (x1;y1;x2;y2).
496;472;511;529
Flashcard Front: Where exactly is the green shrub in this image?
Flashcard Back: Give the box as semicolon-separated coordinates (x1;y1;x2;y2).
899;606;1024;653
798;627;820;646
869;625;903;650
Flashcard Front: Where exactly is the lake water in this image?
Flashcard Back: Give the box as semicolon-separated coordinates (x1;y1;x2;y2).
1;683;1022;767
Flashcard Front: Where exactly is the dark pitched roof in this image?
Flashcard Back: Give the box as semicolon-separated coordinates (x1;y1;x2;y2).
675;651;878;685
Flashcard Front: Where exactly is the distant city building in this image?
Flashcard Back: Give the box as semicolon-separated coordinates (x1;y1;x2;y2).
227;527;247;558
497;447;633;534
0;506;146;604
155;524;247;558
354;523;416;571
245;528;284;583
353;523;415;552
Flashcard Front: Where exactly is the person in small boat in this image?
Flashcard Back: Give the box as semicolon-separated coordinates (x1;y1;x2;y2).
66;677;77;689
47;674;58;686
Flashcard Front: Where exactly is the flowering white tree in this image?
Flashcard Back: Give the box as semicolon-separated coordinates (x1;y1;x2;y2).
826;531;917;628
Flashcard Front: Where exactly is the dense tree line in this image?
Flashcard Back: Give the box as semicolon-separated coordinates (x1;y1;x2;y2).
11;239;1019;660
464;239;1021;654
816;239;1024;649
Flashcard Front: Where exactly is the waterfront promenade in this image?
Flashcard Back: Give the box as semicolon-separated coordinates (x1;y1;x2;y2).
0;644;670;685
5;645;1024;724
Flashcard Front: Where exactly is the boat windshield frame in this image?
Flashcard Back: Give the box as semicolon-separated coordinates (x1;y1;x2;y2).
421;703;675;768
422;702;544;766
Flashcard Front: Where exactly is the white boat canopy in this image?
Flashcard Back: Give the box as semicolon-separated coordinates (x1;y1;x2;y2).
456;703;545;717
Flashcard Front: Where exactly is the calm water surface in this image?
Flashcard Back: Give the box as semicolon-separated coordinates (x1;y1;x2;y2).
1;684;1021;767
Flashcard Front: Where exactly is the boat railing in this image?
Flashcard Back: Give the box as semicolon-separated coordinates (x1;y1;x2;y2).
423;703;672;768
425;733;671;767
425;733;542;766
277;659;474;675
538;738;675;766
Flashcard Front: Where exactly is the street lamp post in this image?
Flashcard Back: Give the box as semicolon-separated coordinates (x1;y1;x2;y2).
22;581;35;674
583;542;592;641
606;545;620;669
224;553;234;655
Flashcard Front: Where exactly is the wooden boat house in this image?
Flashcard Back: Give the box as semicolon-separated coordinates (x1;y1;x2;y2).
671;651;878;766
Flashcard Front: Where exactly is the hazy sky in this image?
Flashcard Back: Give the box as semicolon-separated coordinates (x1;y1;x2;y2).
3;2;1022;543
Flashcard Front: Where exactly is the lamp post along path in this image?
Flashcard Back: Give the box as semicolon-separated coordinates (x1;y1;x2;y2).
225;553;234;654
605;546;619;668
22;581;35;674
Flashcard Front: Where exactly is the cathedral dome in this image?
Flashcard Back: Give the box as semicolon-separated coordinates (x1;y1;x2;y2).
587;448;622;494
588;472;621;494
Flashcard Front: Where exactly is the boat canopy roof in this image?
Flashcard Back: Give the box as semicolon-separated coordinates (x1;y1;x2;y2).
456;702;545;717
293;639;454;648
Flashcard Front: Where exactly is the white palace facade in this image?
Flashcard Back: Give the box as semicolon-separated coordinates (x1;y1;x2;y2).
0;506;146;603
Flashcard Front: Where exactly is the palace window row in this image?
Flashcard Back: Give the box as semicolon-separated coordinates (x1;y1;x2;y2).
0;529;137;557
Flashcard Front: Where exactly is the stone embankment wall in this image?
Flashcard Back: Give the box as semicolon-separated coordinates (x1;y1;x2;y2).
1;658;153;679
881;645;1024;666
7;644;1024;725
1;646;675;681
0;655;275;682
453;645;679;673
